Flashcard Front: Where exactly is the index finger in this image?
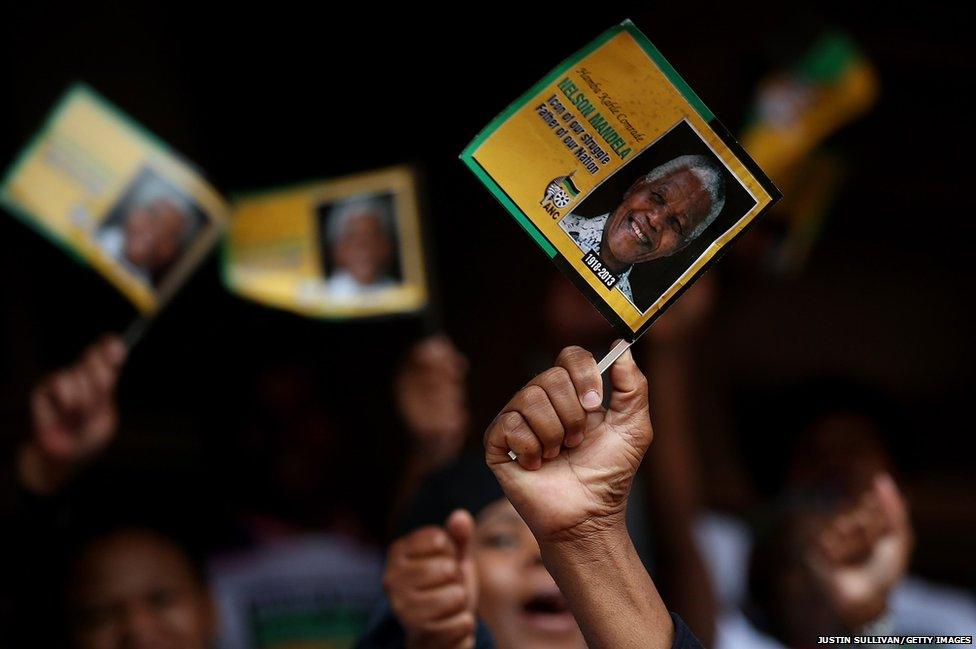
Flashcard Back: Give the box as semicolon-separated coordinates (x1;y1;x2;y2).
81;346;118;396
554;346;602;412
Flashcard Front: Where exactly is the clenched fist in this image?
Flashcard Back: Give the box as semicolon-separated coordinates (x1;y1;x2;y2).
384;510;479;649
484;345;651;544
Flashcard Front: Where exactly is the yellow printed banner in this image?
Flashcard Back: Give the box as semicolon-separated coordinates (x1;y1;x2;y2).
461;20;781;340
0;84;227;314
224;166;429;319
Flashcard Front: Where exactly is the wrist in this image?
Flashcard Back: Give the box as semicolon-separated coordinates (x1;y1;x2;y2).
538;513;675;649
17;442;71;496
538;511;630;560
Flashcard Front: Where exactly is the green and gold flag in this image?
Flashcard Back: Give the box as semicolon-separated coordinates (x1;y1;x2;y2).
461;20;780;341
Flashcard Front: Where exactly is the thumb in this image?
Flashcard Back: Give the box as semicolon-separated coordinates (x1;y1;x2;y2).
874;473;911;543
607;344;648;417
446;509;475;563
100;333;128;369
445;509;478;611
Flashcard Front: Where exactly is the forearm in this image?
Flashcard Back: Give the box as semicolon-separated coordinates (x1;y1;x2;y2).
539;520;674;649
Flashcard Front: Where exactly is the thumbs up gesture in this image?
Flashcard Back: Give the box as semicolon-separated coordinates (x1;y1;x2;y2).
384;510;479;649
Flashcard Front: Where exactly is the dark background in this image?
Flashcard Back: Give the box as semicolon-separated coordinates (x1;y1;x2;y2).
1;4;973;584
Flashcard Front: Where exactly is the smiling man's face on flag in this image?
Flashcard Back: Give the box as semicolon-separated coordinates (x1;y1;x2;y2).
600;164;714;271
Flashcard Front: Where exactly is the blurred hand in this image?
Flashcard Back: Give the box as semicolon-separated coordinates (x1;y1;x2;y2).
648;273;716;347
19;334;127;494
384;510;478;649
484;345;652;544
809;473;914;629
396;335;470;470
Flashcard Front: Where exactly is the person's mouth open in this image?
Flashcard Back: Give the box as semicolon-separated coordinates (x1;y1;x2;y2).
627;213;654;249
520;588;578;634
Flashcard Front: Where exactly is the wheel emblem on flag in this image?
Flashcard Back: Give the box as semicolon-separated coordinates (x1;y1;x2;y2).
542;172;580;210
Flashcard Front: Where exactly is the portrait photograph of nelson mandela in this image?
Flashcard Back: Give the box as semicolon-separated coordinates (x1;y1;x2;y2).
559;120;757;312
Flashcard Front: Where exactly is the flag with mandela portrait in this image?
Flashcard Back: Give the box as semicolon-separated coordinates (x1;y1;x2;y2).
0;84;227;314
223;165;431;320
461;19;781;343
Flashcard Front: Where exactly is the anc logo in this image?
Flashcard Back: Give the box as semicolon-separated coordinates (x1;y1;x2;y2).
542;172;580;209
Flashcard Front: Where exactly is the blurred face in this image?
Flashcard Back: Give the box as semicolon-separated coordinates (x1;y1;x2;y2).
473;500;585;649
332;211;394;285
69;530;214;649
123;198;187;272
600;167;712;272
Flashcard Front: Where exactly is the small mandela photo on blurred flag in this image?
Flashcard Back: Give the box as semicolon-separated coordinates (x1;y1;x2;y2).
0;84;227;314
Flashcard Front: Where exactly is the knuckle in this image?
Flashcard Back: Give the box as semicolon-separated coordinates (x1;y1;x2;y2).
635;371;649;392
498;411;525;435
425;528;449;550
391;553;410;573
459;611;476;635
558;345;592;365
435;558;458;581
538;366;569;388
520;384;550;410
445;584;466;608
408;527;437;553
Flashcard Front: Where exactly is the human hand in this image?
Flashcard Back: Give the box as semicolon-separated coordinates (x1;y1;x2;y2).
484;345;651;545
384;510;479;649
396;335;470;471
808;473;913;629
19;334;127;494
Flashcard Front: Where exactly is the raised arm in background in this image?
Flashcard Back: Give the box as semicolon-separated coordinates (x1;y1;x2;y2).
18;334;127;495
392;335;470;524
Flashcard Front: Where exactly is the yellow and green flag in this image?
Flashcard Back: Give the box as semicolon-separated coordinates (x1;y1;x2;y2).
0;84;227;314
462;20;781;341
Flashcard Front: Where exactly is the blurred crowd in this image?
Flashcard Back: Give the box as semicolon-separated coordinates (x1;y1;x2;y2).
2;5;975;649
1;266;974;647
